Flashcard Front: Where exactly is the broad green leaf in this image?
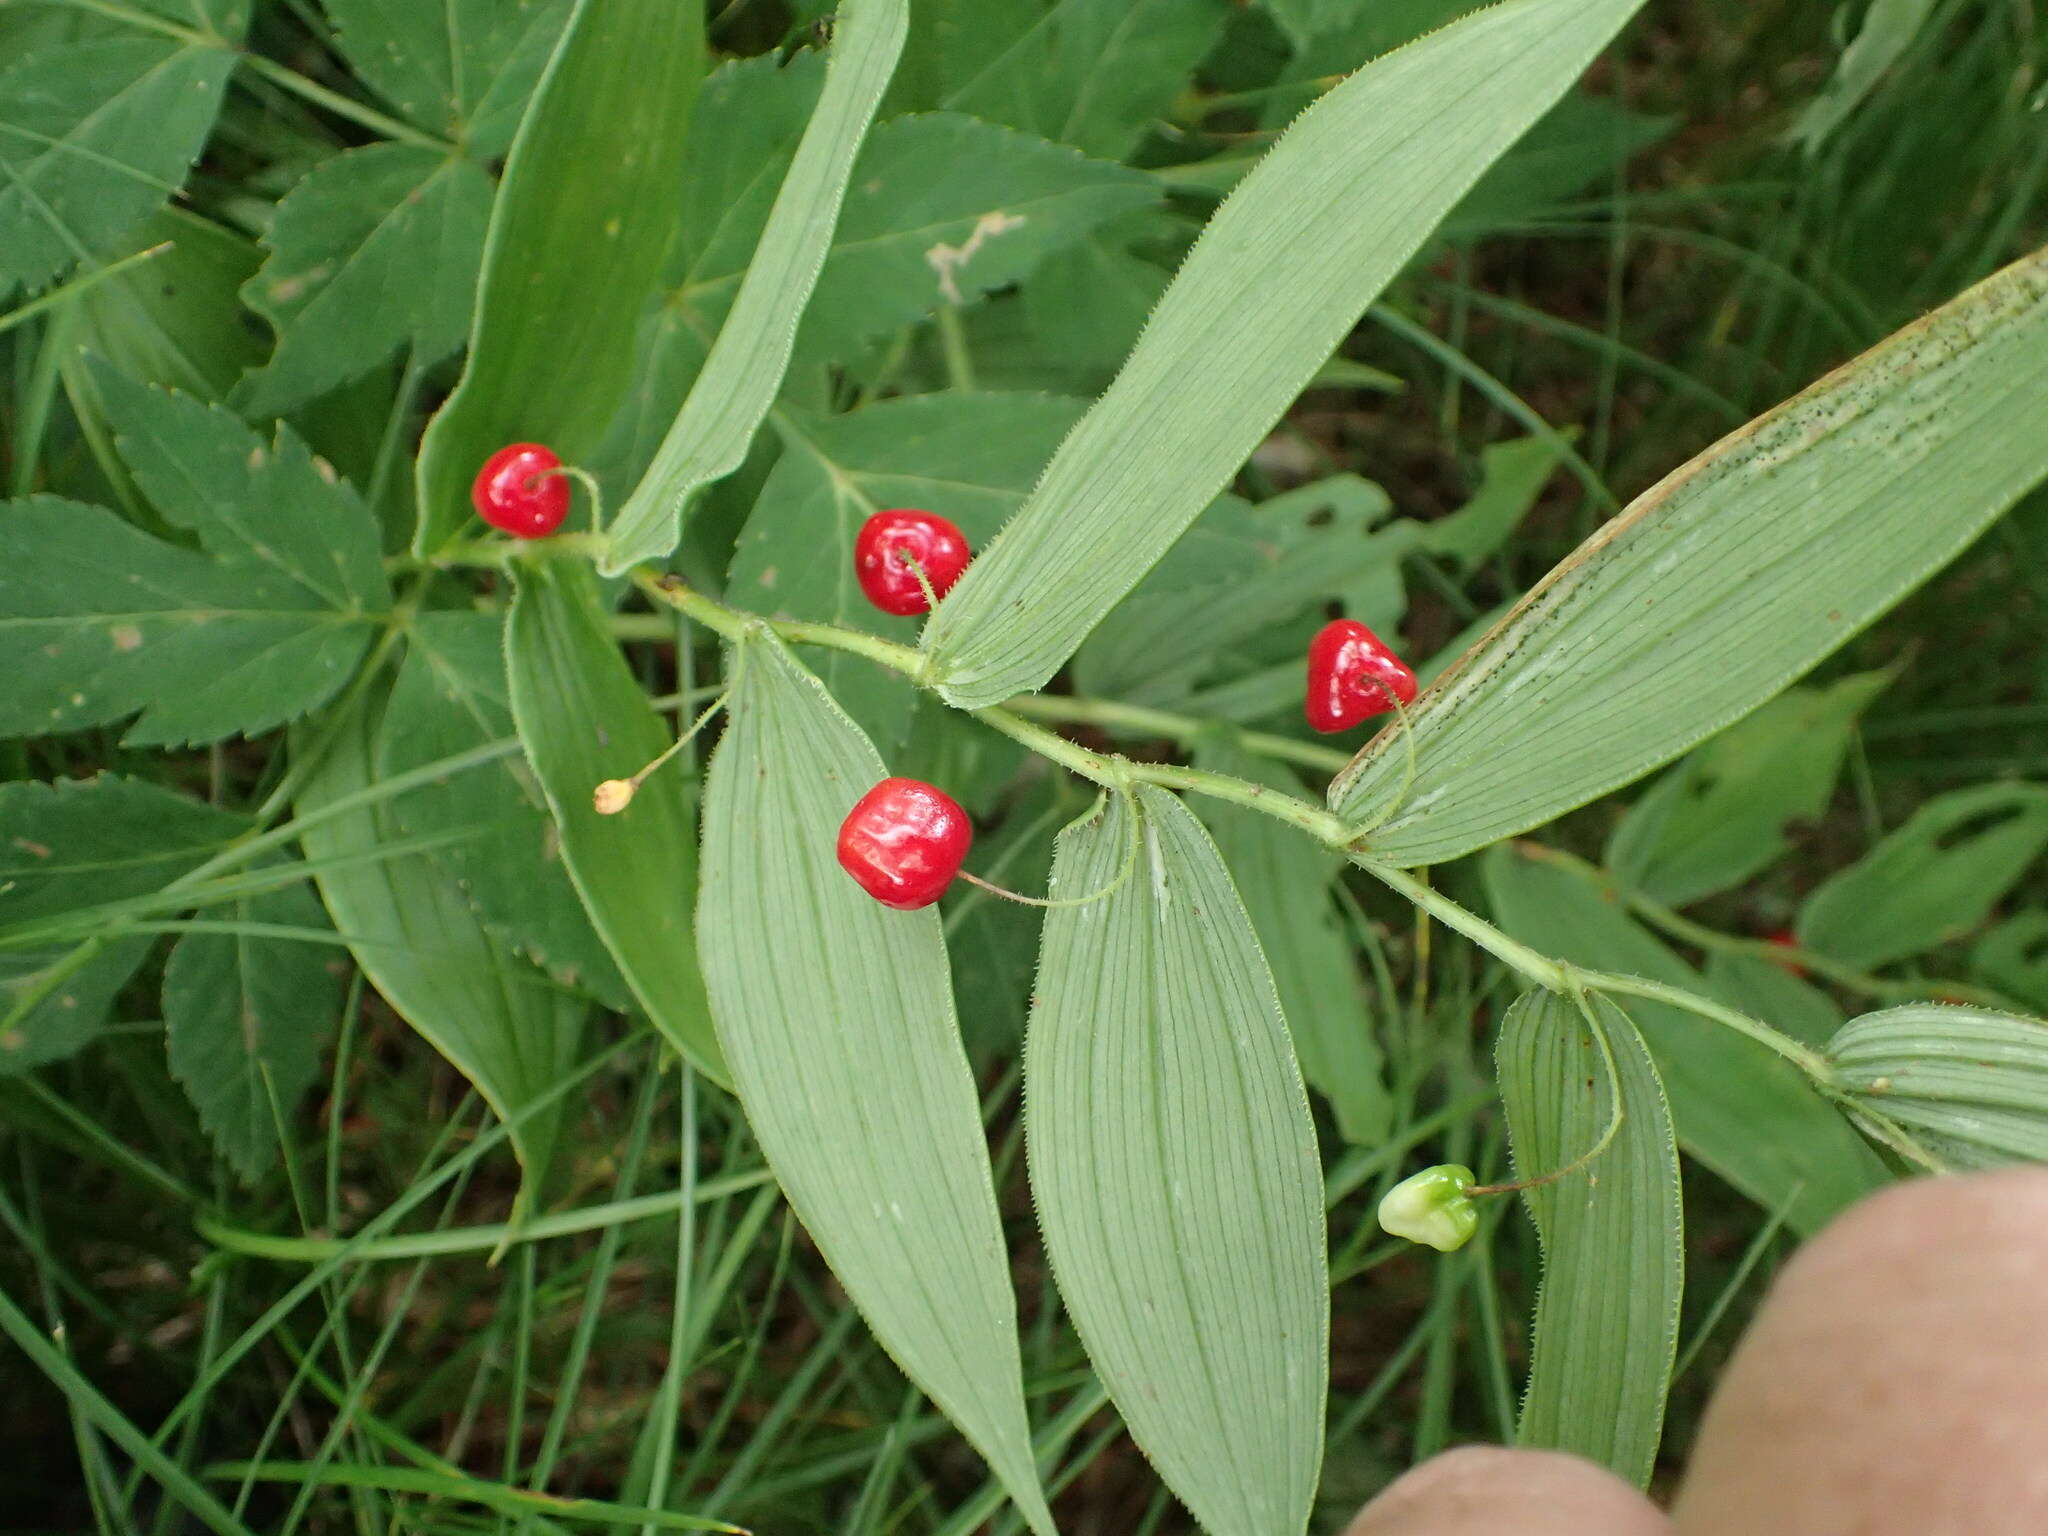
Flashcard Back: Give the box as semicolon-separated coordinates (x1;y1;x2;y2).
1017;213;1175;391
295;688;585;1206
1483;844;1886;1234
1260;0;1367;49
0;30;240;292
1417;434;1566;573
922;0;1648;708
323;0;571;156
1194;740;1392;1145
1606;672;1889;907
727;393;1085;752
1028;785;1326;1536
74;210;262;400
696;631;1052;1536
237;144;494;416
163;875;340;1181
1444;92;1675;237
0;776;245;1073
1973;912;2048;1015
1703;951;1844;1053
1499;989;1682;1487
505;561;726;1083
0;498;377;746
1797;784;2048;970
414;0;704;555
1791;0;1940;153
599;0;907;574
381;611;627;1008
1331;246;2048;860
941;0;1231;161
940;772;1067;1060
1827;1004;2048;1168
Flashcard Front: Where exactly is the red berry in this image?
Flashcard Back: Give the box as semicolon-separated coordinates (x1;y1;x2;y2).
472;443;571;538
1765;929;1807;978
836;777;973;910
1305;618;1418;733
854;509;971;616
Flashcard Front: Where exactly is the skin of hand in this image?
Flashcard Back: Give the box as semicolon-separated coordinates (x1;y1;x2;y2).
1344;1166;2048;1536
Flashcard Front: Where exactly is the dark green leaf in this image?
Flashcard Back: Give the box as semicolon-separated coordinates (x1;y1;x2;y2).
323;0;571;154
505;561;726;1082
1029;786;1326;1536
697;630;1053;1536
1499;989;1682;1487
238;144;494;416
1973;912;2048;1015
1791;0;1940;153
74;211;263;400
1827;1003;2048;1168
1484;844;1887;1233
1416;434;1566;573
164;876;340;1181
1194;739;1391;1145
1702;951;1844;1053
1797;783;2048;970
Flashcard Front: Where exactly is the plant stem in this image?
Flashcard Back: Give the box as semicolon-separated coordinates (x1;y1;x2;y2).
1000;692;1351;774
1579;970;1831;1081
1352;858;1571;993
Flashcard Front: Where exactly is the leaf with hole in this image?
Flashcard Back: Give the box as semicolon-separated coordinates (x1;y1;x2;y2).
922;0;1650;707
1029;785;1326;1536
1331;246;2048;860
696;630;1053;1535
1499;988;1682;1487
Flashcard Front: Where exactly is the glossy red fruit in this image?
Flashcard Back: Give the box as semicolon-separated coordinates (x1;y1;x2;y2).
836;777;973;910
1305;618;1418;733
472;443;571;538
854;509;971;616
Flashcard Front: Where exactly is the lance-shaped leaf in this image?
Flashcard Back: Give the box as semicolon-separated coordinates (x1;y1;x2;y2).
919;0;1648;708
1483;844;1886;1234
1827;1004;2048;1169
1028;786;1327;1536
414;0;704;554
695;631;1052;1536
1331;246;2048;860
295;686;585;1208
1797;783;2048;970
599;0;909;573
1498;989;1683;1487
504;560;725;1083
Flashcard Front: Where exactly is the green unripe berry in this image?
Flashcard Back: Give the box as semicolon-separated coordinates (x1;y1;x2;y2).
1377;1164;1479;1252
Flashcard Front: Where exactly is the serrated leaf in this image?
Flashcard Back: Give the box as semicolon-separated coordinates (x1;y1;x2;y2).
696;630;1052;1536
323;0;571;155
1827;1003;2048;1168
1973;912;2048;1014
1499;989;1682;1487
237;144;494;416
164;875;341;1181
414;0;705;555
294;687;585;1207
1028;785;1326;1536
1331;246;2048;861
504;561;725;1083
1797;784;2048;970
1607;672;1889;907
922;0;1648;708
1483;844;1886;1233
600;0;907;573
1193;740;1391;1145
726;392;1085;753
0;498;377;746
381;611;627;1008
74;210;263;400
0;33;239;291
0;776;246;1073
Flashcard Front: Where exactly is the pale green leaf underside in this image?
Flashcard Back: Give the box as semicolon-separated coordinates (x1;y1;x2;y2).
1483;845;1887;1234
695;631;1051;1536
600;0;909;574
1332;245;2048;862
1828;1003;2048;1168
1499;989;1682;1487
1028;786;1326;1536
504;561;725;1083
295;690;585;1209
920;0;1647;707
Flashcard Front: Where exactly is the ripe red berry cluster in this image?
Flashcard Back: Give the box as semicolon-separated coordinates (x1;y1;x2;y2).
1304;618;1417;733
472;442;570;538
854;509;971;615
836;777;973;909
